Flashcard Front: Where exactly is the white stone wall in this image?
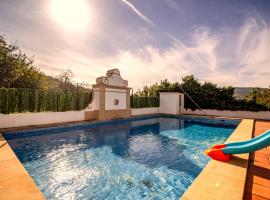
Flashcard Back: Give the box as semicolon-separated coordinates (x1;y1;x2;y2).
105;88;126;110
0;111;85;129
184;109;270;120
159;92;181;115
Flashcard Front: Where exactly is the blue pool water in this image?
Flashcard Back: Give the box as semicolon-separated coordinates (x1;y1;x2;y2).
5;116;239;200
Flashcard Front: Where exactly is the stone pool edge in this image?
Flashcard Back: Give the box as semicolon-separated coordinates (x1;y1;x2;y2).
0;132;45;200
181;119;254;200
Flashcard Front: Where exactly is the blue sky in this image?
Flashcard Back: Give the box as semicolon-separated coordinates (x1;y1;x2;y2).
0;0;270;89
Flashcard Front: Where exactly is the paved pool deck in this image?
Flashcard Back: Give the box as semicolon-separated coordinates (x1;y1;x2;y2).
244;121;270;200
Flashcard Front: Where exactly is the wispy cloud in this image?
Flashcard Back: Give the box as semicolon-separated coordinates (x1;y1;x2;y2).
110;16;270;88
30;15;270;89
163;0;183;13
2;0;269;89
139;27;152;39
119;0;154;26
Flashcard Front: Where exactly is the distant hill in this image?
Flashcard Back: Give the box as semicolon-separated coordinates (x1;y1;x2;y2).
45;75;77;91
234;87;256;99
45;75;62;90
44;75;90;91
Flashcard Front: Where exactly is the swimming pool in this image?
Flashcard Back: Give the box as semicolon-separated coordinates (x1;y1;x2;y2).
5;115;239;200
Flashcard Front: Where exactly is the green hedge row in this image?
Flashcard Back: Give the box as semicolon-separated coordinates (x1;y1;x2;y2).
131;96;159;108
184;97;270;111
0;88;92;114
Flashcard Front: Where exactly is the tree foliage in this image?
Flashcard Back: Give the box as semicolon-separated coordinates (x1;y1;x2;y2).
135;75;269;111
246;87;270;109
56;69;74;90
0;35;47;89
0;35;90;92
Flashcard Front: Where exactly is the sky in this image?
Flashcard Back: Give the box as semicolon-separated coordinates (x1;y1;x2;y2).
0;0;270;89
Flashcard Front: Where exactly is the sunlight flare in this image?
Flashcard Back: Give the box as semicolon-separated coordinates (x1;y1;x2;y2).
49;0;91;32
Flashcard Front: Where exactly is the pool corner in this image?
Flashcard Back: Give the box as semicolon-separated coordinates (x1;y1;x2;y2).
180;119;254;200
0;132;45;200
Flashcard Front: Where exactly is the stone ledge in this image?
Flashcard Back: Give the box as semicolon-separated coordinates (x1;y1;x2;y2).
181;119;254;200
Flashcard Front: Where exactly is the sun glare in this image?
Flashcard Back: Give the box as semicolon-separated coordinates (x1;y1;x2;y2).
49;0;91;32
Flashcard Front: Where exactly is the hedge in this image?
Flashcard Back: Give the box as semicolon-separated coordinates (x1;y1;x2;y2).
184;96;270;111
131;96;159;108
0;88;92;114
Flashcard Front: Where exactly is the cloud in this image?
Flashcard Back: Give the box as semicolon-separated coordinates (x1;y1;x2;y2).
163;0;183;13
110;16;270;88
237;17;270;69
7;3;268;90
111;30;220;88
119;0;154;26
36;28;220;88
1;0;270;90
139;27;152;39
31;15;270;90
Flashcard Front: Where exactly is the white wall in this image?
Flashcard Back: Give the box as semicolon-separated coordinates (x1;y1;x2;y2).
159;92;181;115
105;88;126;110
0;111;85;129
131;107;159;116
184;109;270;120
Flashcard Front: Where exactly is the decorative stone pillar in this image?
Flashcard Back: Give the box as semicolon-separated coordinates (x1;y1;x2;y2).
85;69;131;121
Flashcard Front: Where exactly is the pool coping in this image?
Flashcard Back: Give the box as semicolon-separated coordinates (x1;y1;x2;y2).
181;119;254;200
0;133;45;200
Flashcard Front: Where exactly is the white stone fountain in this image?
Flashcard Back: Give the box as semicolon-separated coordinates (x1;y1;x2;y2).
85;69;131;120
